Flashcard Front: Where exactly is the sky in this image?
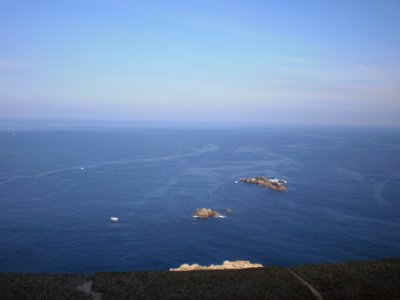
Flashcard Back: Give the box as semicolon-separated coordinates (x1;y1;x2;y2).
0;0;399;126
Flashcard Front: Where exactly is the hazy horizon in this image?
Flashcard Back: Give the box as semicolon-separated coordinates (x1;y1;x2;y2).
1;0;399;126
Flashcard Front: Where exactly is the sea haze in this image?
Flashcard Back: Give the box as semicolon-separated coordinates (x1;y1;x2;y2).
0;122;399;273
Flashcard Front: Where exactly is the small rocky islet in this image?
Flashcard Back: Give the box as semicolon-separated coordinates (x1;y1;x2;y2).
240;176;287;192
192;208;221;218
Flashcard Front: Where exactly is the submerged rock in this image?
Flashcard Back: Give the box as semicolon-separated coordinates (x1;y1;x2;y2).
170;260;263;271
240;176;287;192
192;208;221;218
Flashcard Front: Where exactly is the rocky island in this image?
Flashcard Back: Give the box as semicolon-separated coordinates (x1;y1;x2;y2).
240;176;287;192
192;208;221;218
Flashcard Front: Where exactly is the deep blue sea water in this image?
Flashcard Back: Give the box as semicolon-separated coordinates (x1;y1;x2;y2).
0;122;399;273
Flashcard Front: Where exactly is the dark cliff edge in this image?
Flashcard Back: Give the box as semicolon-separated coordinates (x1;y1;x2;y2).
1;257;400;300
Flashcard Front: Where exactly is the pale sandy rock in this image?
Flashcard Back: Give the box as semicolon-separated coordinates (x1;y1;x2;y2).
170;260;263;271
179;264;190;270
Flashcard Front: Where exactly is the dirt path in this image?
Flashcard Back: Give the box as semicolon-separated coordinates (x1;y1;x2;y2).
77;281;102;300
287;269;323;300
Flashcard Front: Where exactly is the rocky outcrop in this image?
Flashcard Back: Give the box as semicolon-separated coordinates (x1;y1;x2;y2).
192;208;221;218
240;176;287;192
170;260;263;271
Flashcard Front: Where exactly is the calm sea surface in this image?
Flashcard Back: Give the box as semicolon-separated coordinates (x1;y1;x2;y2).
0;122;399;273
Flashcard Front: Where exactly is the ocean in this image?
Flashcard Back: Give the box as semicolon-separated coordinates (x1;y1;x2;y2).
0;121;399;273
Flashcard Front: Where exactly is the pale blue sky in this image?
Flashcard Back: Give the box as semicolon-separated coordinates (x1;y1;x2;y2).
1;0;399;125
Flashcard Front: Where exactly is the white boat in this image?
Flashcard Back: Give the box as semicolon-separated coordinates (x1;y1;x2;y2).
110;217;119;222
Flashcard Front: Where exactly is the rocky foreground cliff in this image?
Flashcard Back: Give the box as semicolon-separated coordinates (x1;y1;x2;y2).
1;257;400;299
